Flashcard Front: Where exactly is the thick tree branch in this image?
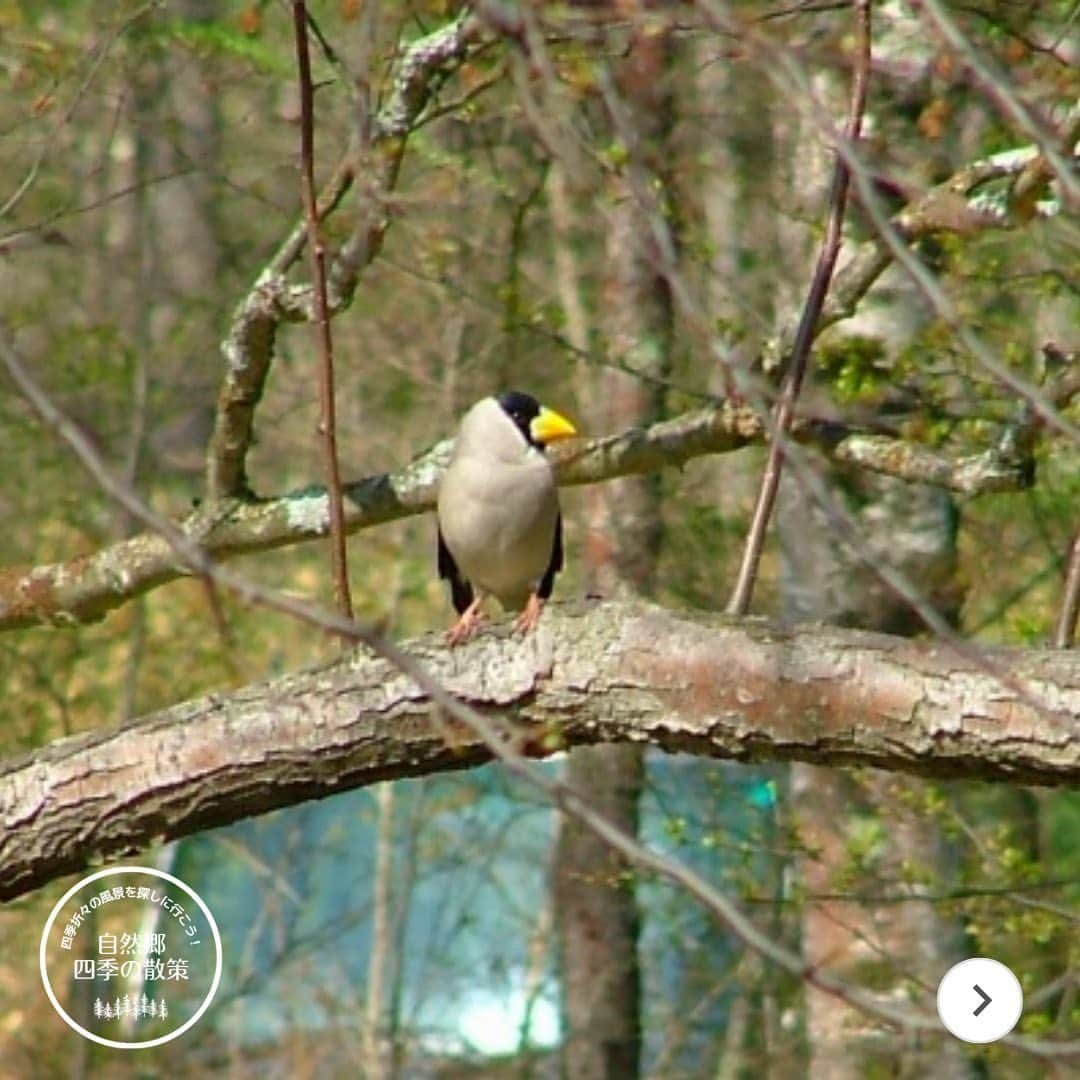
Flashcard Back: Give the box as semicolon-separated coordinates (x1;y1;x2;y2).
0;397;1052;632
2;600;1078;901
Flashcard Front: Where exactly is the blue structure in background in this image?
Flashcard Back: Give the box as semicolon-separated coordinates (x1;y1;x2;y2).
178;754;780;1071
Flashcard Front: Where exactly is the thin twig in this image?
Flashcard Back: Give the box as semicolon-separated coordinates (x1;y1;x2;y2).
293;1;354;623
353;0;378;149
726;0;872;615
1054;527;1080;649
0;3;157;219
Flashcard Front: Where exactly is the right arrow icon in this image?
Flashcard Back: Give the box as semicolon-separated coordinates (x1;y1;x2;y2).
939;958;1021;1042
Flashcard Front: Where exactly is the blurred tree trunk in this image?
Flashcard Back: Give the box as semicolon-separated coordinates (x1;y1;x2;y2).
697;16;977;1070
776;300;973;1077
364;555;412;1080
63;7;223;1071
143;0;223;481
780;470;974;1078
772;43;978;1080
148;0;222;328
364;782;397;1080
554;743;645;1080
699;42;790;1075
753;17;976;1072
551;17;674;1079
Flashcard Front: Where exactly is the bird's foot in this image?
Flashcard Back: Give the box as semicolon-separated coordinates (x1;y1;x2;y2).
445;601;487;646
513;593;544;637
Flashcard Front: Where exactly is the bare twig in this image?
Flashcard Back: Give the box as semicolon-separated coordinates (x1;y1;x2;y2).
0;168;197;251
1054;527;1080;649
330;0;379;290
727;0;872;615
292;1;354;623
299;2;349;83
0;4;157;220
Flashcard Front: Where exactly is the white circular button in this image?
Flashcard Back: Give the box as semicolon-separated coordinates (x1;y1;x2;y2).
937;958;1023;1043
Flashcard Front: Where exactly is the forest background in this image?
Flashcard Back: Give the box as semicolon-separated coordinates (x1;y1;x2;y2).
0;1;1078;1077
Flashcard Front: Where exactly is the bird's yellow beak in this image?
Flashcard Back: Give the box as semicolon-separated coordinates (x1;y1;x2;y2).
530;406;578;446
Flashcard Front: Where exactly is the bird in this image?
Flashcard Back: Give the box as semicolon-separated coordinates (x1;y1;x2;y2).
437;391;578;646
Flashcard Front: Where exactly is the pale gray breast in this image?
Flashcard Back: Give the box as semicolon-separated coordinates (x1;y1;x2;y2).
438;449;559;610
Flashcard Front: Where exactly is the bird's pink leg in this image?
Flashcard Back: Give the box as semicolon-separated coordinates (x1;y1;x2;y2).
446;597;487;646
513;593;544;636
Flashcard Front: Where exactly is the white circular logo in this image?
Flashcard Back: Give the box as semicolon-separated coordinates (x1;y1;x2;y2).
39;866;222;1048
937;957;1023;1044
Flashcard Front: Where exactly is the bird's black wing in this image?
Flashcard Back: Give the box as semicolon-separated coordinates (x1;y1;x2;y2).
537;512;564;600
438;528;474;614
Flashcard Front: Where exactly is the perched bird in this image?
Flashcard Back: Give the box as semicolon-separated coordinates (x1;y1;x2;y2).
437;392;578;645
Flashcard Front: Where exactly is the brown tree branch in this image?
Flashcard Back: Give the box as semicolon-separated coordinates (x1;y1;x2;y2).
807;141;1065;346
1055;526;1080;650
293;0;354;623
2;600;1078;902
0;394;1054;632
4;367;1073;634
785;72;1080;446
728;0;871;614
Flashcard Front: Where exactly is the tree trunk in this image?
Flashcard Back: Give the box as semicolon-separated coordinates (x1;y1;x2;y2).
552;17;674;1074
781;448;975;1080
554;744;645;1080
